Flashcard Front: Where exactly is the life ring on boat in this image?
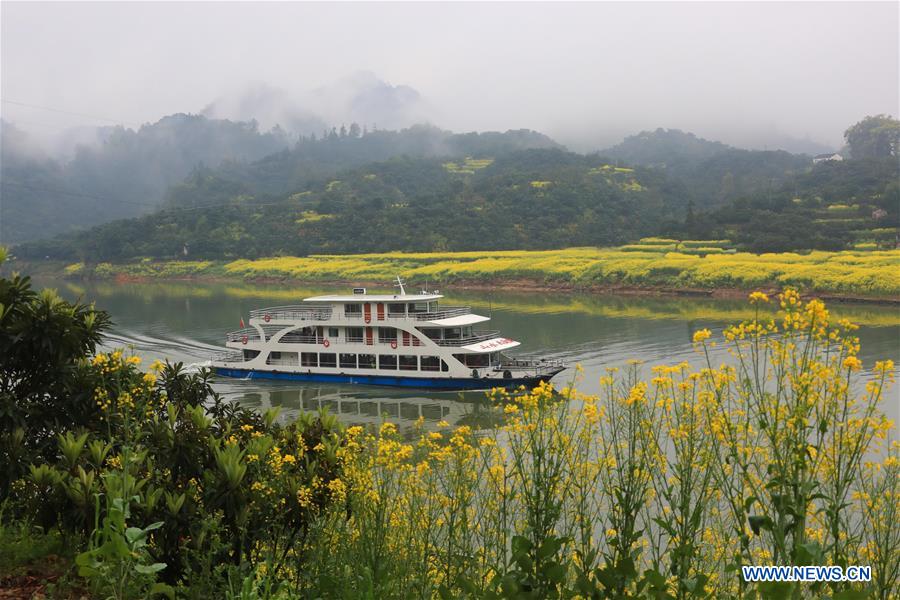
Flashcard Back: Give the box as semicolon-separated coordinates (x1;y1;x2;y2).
241;335;249;345
390;340;397;349
322;339;330;348
264;314;271;322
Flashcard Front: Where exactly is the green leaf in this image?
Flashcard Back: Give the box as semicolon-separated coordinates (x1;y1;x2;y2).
125;526;145;544
544;562;567;584
134;562;167;574
536;536;564;560
757;581;793;600
832;589;870;600
748;515;773;535
149;582;175;599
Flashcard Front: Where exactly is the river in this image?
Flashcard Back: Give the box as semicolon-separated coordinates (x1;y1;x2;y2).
38;277;900;431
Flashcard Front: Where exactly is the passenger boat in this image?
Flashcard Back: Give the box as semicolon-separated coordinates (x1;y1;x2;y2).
210;279;565;390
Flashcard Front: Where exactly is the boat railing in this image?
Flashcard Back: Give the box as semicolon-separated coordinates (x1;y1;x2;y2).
434;330;501;347
413;306;471;321
250;305;332;321
211;350;246;363
278;333;322;344
496;358;566;370
226;328;262;342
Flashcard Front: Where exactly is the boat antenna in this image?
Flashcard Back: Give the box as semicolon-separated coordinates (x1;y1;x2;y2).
395;275;406;296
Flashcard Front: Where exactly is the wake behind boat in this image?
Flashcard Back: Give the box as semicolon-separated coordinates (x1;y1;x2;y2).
211;279;565;390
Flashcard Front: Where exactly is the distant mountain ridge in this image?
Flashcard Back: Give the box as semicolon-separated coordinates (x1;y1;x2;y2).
0;117;562;244
600;128;812;207
14;121;897;262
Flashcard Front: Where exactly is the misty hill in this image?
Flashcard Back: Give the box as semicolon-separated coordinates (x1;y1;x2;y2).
664;157;899;252
202;72;432;135
602;128;812;207
0;119;557;245
18;149;687;260
19;147;898;263
207;124;562;197
1;116;291;244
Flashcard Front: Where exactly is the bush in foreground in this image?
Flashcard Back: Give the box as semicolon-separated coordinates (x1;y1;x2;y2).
0;256;345;597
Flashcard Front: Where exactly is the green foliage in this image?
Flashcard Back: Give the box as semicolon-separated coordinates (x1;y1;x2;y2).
75;494;173;600
0;258;346;594
603;128;812;208
844;114;900;159
1;116;291;245
16;149;686;260
666;158;899;252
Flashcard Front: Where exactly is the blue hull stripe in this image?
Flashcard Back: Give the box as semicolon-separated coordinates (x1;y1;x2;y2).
214;367;552;391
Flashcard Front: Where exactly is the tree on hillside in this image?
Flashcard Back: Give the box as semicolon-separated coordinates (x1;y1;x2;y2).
844;115;900;159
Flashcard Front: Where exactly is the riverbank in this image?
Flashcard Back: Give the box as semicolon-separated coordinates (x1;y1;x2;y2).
14;245;900;303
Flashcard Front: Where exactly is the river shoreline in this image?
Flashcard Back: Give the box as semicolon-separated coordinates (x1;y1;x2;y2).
14;261;898;306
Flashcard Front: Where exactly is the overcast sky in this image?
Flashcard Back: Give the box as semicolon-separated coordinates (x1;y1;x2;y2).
2;1;898;151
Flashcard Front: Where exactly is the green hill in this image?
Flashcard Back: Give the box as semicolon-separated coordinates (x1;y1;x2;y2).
602;128;812;207
0;115;291;244
11;121;898;262
18;149;684;260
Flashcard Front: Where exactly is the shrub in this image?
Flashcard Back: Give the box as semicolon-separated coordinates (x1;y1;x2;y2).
0;258;345;595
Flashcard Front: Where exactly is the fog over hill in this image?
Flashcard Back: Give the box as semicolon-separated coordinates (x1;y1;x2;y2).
201;72;432;138
3;2;896;155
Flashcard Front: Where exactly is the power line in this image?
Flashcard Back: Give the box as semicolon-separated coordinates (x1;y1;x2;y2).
0;181;302;214
0;98;139;127
0;181;158;207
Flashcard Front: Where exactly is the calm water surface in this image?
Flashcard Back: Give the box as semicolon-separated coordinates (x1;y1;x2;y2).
38;278;900;431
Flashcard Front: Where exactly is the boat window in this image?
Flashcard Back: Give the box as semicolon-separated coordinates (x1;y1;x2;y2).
407;302;429;314
345;327;364;343
453;353;488;367
339;353;357;369
420;356;440;372
379;355;398;370
398;355;418;371
328;327;339;338
387;303;405;316
420;328;442;341
358;354;376;369
378;327;397;342
319;353;337;368
344;303;362;316
444;328;461;340
243;350;260;360
441;360;449;372
267;352;298;366
301;352;318;367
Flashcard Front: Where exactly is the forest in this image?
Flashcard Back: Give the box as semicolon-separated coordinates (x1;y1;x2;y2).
7;116;900;261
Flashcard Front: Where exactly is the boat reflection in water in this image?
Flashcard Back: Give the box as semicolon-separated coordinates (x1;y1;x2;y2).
219;382;489;430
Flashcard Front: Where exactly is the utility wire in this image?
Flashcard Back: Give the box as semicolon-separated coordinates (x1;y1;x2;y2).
1;98;139;127
0;181;158;207
0;181;302;214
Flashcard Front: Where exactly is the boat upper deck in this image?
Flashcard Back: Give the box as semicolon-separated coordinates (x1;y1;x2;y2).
303;292;443;303
249;301;478;323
